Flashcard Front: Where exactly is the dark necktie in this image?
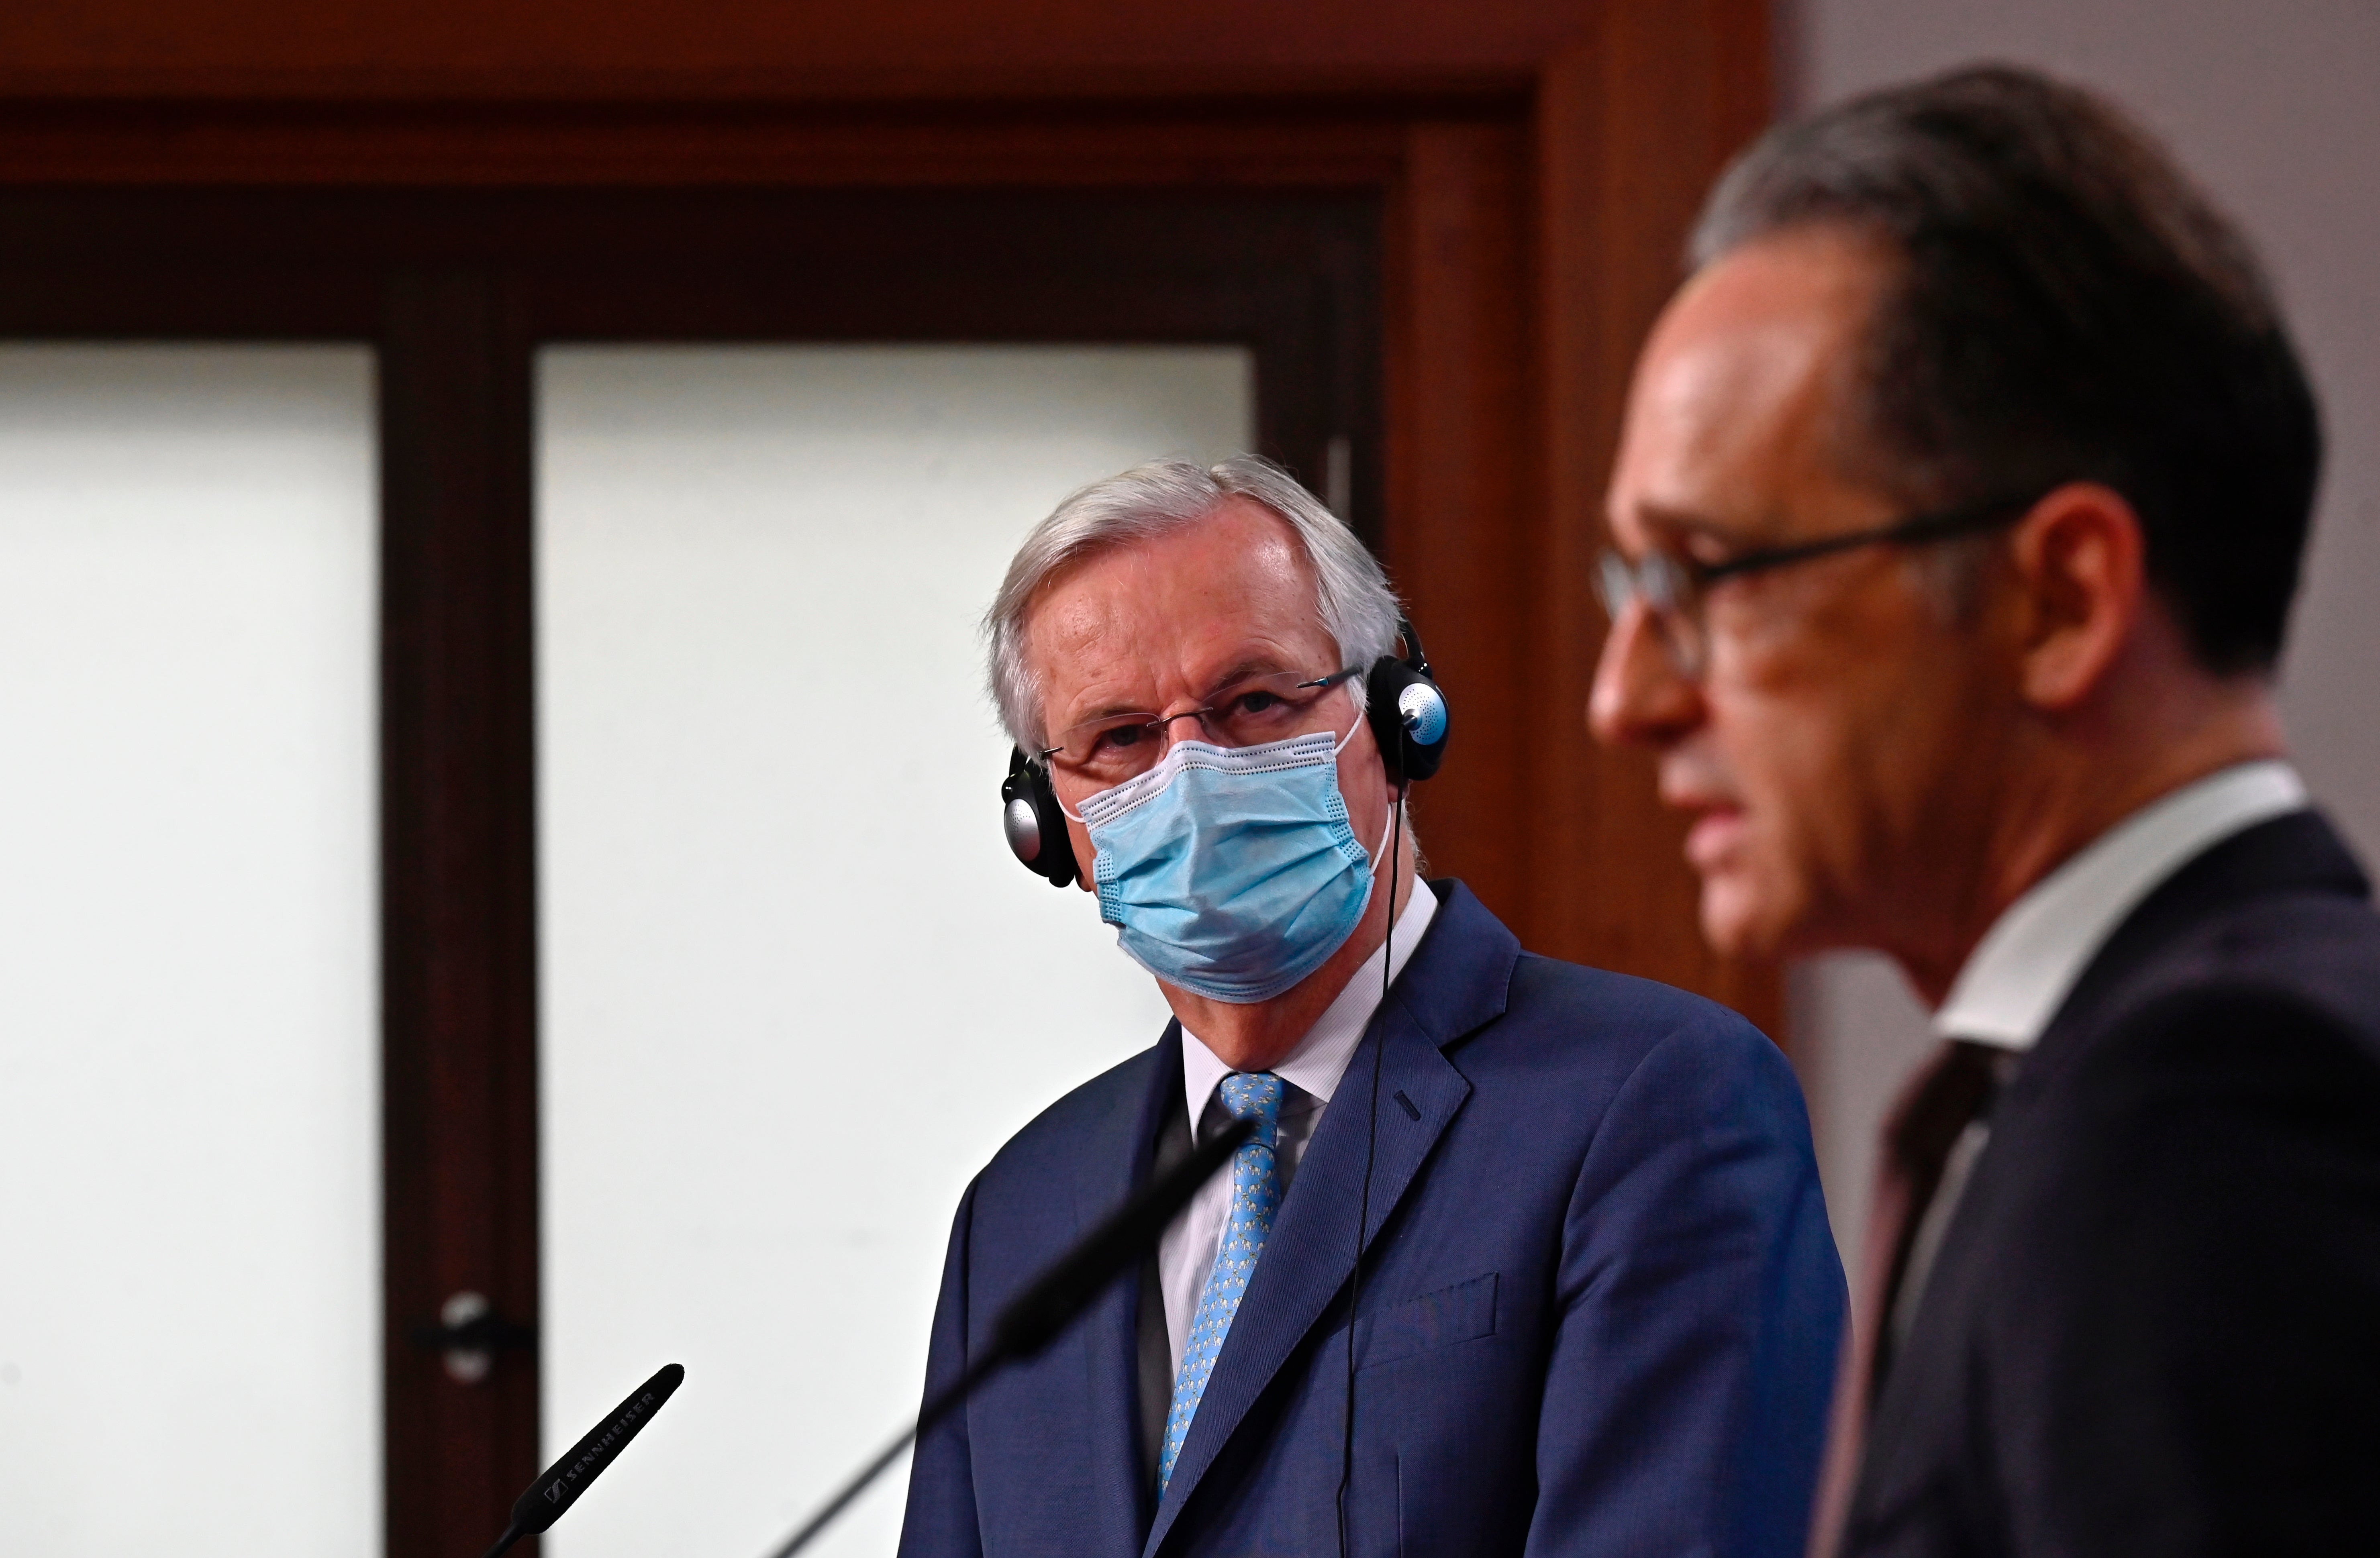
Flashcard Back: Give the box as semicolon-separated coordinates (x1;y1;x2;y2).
1807;1039;2000;1558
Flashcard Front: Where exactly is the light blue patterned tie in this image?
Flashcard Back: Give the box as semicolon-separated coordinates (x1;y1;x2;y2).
1158;1071;1286;1496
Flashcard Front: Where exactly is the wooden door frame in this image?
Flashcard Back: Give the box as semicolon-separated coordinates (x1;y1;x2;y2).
0;4;1777;1553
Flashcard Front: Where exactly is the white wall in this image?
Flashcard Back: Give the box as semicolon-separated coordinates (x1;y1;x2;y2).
0;346;381;1556
1778;0;2380;1266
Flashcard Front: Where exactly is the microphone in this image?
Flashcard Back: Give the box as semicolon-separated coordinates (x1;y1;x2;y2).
481;1361;686;1558
759;1113;1258;1558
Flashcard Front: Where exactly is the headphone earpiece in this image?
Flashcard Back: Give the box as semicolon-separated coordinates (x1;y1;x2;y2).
1001;746;1082;889
1364;615;1452;783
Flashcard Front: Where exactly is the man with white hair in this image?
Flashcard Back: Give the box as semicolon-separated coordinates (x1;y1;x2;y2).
897;456;1845;1558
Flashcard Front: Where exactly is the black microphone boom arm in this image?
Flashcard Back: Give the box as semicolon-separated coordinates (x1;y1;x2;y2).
758;1114;1258;1558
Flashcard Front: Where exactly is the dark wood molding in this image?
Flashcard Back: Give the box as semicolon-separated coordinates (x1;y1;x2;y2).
0;0;1596;104
0;100;1455;187
1382;120;1534;917
1527;0;1781;1034
378;265;545;1558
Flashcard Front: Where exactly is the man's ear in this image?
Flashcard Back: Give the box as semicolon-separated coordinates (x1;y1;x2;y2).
2007;481;2147;712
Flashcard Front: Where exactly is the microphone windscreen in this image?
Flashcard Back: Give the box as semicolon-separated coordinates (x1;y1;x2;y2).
510;1362;686;1535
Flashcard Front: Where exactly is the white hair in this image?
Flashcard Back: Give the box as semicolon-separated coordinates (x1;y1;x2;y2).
986;455;1404;752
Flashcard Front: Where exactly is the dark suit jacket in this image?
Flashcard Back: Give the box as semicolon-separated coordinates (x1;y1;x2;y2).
1843;810;2380;1557
898;880;1846;1558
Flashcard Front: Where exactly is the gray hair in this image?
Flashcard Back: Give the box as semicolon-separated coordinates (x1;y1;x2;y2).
986;455;1403;752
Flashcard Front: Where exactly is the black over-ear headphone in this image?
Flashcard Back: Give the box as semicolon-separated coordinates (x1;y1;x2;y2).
999;616;1451;889
1002;745;1082;889
1365;615;1450;784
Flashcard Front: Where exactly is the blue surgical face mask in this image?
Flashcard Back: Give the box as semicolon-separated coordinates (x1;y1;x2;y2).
1071;718;1388;1003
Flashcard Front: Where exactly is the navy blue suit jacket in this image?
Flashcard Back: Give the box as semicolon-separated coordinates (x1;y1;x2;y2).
899;881;1845;1557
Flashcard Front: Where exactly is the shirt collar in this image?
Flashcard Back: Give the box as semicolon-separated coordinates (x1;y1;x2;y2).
1181;879;1439;1120
1933;760;2308;1050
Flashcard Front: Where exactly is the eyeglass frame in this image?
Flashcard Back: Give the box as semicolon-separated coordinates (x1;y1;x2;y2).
1596;489;2046;678
1035;665;1365;777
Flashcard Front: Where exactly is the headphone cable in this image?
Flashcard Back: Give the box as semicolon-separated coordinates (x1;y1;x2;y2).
1337;765;1405;1557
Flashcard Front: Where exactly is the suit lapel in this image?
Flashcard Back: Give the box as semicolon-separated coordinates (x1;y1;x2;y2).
1142;883;1515;1556
2017;809;2367;1099
1074;1022;1185;1557
1860;810;2371;1526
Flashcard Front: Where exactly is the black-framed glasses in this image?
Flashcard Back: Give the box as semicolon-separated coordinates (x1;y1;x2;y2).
1040;667;1361;785
1595;491;2042;678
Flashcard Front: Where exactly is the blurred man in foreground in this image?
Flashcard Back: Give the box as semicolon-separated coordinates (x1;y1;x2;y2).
899;457;1843;1557
1592;66;2380;1557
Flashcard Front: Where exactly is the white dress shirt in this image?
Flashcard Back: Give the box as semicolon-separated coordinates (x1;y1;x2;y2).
1933;759;2309;1049
1889;759;2310;1347
1157;881;1439;1383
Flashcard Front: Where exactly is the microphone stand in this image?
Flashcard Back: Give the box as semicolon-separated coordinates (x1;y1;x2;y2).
751;1353;979;1558
759;1115;1256;1558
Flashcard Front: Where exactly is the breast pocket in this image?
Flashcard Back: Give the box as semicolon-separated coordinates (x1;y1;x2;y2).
1356;1271;1499;1370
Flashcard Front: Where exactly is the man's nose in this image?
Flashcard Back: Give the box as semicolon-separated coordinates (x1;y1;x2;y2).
1151;708;1210;751
1589;600;1705;748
